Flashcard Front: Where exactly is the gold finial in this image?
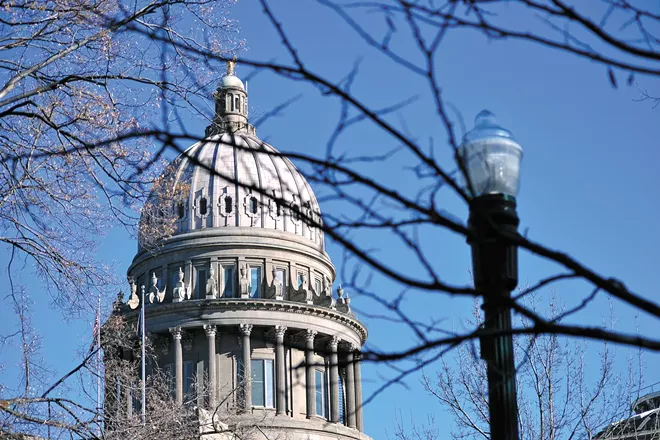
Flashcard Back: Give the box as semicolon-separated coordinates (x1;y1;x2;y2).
226;56;236;76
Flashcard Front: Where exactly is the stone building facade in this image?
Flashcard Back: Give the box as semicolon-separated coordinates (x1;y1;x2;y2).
595;392;660;440
107;62;372;440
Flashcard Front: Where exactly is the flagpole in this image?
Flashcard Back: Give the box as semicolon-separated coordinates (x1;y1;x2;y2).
140;285;146;426
96;294;102;437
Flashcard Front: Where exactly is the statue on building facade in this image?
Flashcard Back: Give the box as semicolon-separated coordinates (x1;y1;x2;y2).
206;265;218;299
313;275;335;309
239;263;250;298
149;272;166;303
127;279;140;309
288;271;308;303
173;267;189;302
336;284;351;314
263;266;282;300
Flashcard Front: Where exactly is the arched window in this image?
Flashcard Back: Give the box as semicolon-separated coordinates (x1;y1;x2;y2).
177;202;185;219
199;197;208;216
235;96;240;112
223;196;233;214
249;196;258;214
229;94;234;111
218;96;226;114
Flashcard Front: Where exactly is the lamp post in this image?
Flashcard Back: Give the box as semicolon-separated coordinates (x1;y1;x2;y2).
460;110;523;440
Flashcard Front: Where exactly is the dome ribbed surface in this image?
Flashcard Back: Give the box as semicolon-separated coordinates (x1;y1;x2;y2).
141;132;323;249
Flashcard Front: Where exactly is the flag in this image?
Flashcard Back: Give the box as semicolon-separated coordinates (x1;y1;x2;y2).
90;301;101;353
135;306;143;338
92;312;100;340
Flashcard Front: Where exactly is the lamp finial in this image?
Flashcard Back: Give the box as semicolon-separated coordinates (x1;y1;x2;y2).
226;56;236;76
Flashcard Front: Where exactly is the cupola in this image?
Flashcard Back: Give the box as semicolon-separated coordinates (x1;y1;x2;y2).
206;59;253;136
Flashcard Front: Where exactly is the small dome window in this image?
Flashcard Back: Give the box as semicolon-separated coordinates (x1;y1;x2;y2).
177;202;185;219
268;197;282;221
224;196;233;214
199;197;208;216
291;204;300;223
249;196;258;214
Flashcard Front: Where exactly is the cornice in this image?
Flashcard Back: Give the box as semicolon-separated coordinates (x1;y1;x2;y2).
119;298;368;343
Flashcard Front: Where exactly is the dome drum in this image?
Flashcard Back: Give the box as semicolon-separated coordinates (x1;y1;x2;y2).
128;226;342;313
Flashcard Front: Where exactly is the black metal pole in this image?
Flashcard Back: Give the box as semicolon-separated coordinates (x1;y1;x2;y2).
468;193;520;440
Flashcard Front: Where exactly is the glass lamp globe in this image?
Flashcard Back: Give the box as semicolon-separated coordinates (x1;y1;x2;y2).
459;110;523;198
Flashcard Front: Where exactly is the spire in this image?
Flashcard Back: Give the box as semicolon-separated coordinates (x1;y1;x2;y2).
206;58;255;137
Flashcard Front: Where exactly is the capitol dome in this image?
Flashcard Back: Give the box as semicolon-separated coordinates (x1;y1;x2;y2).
115;61;369;440
139;131;324;250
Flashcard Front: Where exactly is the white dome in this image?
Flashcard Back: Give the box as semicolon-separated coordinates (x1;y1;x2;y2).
141;132;324;249
221;74;244;90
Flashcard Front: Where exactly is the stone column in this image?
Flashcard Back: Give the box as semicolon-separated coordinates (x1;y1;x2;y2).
204;325;217;409
274;325;287;415
328;336;340;423
354;350;363;432
170;327;183;405
239;323;253;410
345;344;357;429
304;329;317;418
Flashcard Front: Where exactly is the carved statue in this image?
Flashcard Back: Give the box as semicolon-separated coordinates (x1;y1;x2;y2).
149;272;166;303
263;267;279;300
113;291;125;312
288;272;308;303
173;267;189;302
239;263;250;298
206;266;218;299
313;275;335;309
127;279;140;310
273;267;283;299
336;284;352;314
324;275;331;297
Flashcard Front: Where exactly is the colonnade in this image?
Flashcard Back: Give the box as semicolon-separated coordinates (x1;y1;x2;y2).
168;324;364;432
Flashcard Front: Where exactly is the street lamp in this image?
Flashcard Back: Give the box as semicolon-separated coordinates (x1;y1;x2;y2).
460;110;523;440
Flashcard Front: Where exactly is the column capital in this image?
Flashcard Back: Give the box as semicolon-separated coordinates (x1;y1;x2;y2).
347;342;358;353
204;324;217;337
327;335;339;351
274;325;287;341
169;326;182;340
239;323;253;336
304;329;317;343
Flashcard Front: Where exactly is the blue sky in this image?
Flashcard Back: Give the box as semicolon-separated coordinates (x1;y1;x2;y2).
1;1;659;439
